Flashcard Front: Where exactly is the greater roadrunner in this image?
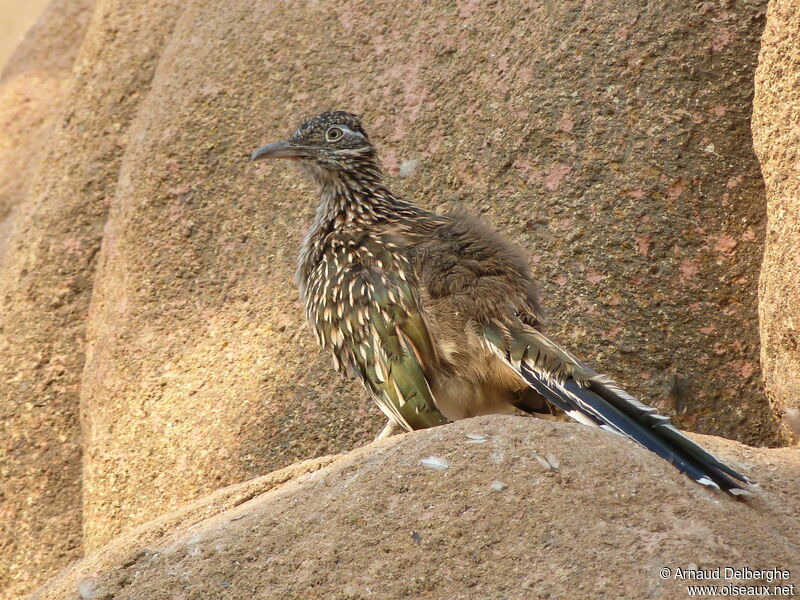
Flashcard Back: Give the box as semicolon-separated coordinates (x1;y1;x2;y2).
251;111;751;495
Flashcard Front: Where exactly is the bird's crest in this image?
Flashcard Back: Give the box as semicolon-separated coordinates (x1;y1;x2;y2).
293;111;370;142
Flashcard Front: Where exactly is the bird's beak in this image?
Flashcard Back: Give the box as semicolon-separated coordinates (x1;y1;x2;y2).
250;139;308;161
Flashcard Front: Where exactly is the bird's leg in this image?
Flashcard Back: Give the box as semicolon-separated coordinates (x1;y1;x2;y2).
375;420;404;441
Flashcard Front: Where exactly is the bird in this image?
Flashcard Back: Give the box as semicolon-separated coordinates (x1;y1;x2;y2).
251;110;752;496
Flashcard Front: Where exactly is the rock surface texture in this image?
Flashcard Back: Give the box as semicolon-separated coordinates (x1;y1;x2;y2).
0;0;796;597
0;1;95;597
30;417;800;600
753;0;800;442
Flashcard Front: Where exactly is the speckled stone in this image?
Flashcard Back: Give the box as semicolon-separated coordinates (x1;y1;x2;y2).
753;0;800;443
0;1;95;597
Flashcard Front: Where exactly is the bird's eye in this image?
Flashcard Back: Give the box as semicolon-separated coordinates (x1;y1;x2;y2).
325;127;343;142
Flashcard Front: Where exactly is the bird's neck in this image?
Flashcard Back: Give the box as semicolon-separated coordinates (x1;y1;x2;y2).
296;161;421;300
303;161;420;229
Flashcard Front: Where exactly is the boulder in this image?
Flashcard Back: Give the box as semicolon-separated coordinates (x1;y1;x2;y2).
0;1;95;597
752;0;800;442
0;0;189;593
30;417;800;600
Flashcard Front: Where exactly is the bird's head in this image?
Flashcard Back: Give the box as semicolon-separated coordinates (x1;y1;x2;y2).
251;111;380;186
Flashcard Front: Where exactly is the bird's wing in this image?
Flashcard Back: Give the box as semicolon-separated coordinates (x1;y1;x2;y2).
308;243;448;432
482;317;752;495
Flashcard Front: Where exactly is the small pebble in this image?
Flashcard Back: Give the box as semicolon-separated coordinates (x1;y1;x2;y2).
545;453;560;470
490;481;507;492
534;453;559;472
399;158;420;178
420;456;450;470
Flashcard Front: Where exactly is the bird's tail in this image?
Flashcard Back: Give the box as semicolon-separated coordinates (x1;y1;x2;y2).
482;319;752;495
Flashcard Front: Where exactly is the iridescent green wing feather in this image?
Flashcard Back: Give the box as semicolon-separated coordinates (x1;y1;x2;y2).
307;237;448;431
